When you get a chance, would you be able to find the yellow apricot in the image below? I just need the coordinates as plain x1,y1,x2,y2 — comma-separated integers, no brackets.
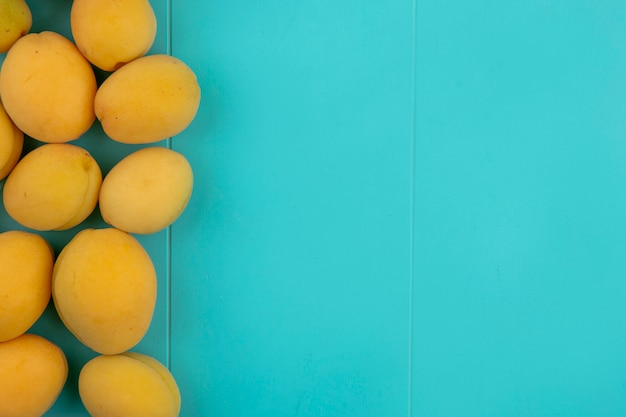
95,54,201,144
2,144,102,231
0,334,68,417
0,31,97,143
0,0,31,53
52,228,157,355
79,352,181,417
71,0,156,71
0,101,23,180
0,231,54,342
99,147,193,234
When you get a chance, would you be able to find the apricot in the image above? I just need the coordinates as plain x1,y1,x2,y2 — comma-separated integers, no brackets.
2,143,102,231
71,0,156,71
0,334,68,417
0,101,23,181
52,228,157,355
95,54,201,144
79,352,181,417
0,231,54,342
0,0,31,53
0,31,97,143
99,147,193,234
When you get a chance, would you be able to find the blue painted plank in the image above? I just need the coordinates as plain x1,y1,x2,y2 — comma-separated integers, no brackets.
413,1,626,416
171,0,414,416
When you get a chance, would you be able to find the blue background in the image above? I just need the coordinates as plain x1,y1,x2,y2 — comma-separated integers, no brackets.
2,0,626,416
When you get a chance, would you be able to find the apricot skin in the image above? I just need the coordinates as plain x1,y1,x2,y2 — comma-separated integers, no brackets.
99,147,194,234
52,228,157,355
0,0,32,53
95,54,201,144
0,31,97,143
0,334,68,417
0,231,54,342
2,143,102,231
71,0,156,71
79,352,181,417
0,101,23,181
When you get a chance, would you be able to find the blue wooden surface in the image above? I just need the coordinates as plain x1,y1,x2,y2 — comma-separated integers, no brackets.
413,1,626,416
171,1,413,416
3,0,626,416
